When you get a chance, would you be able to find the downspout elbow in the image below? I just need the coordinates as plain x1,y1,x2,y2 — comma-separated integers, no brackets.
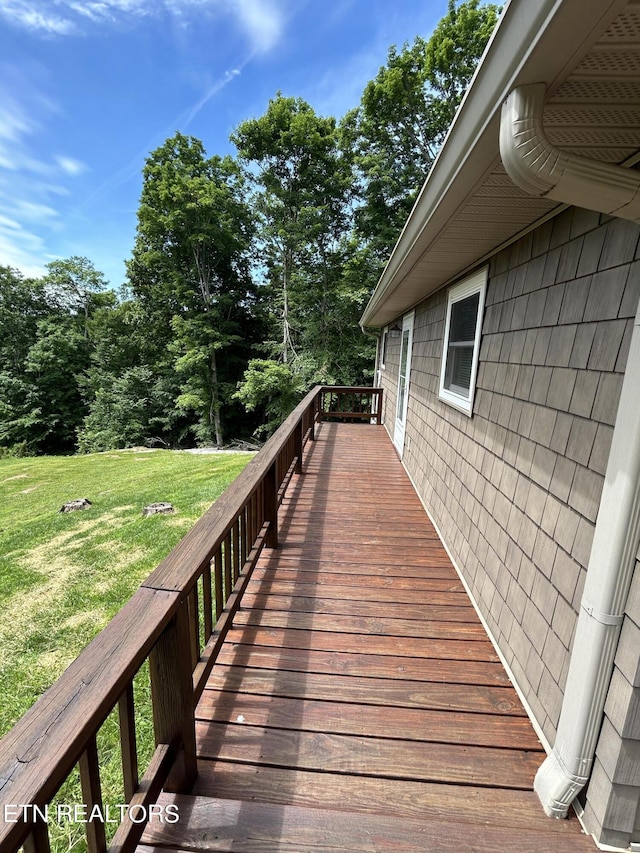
500,83,640,222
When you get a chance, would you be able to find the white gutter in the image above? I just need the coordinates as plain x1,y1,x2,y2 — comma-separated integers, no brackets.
501,83,640,819
500,83,640,223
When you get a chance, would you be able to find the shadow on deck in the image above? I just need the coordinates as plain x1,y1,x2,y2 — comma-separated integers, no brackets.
139,423,593,853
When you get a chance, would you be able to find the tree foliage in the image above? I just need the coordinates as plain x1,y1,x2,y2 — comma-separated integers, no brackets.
344,0,500,262
0,265,90,454
233,95,353,366
0,2,499,452
127,133,256,446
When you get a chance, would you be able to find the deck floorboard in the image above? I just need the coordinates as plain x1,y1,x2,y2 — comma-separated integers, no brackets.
139,423,594,852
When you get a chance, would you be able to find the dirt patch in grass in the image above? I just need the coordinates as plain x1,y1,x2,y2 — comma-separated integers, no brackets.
1,511,141,644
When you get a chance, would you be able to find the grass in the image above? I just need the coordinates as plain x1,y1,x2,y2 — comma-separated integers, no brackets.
0,448,254,852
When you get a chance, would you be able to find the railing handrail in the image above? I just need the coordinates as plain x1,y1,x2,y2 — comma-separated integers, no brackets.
143,384,323,593
0,384,382,853
0,588,177,822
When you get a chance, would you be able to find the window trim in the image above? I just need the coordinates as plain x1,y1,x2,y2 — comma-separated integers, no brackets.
438,268,487,416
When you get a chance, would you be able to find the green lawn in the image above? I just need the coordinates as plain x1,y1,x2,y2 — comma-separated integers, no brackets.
0,448,254,852
0,448,253,736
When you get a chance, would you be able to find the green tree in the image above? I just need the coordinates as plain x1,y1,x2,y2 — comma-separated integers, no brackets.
77,365,168,453
0,265,95,454
232,94,353,368
127,133,256,446
77,298,177,452
344,0,500,263
4,316,90,454
0,266,48,375
43,255,108,339
233,357,314,437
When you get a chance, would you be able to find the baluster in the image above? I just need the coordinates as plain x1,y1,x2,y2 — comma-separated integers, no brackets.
23,818,51,853
265,461,278,548
186,586,199,669
224,531,232,597
232,519,241,581
309,399,315,441
240,507,247,569
118,682,138,802
79,734,107,853
245,497,252,554
295,419,303,474
214,550,223,620
253,488,259,546
203,563,213,639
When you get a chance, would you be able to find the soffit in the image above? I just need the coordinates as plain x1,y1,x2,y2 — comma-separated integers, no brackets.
362,0,640,329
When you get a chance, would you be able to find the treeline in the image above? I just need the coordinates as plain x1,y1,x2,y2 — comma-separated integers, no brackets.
0,1,499,455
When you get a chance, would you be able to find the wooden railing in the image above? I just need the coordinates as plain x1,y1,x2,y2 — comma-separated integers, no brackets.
320,386,383,424
0,385,381,853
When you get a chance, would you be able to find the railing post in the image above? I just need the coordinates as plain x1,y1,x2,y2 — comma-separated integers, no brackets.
264,461,278,548
295,418,303,474
149,598,197,793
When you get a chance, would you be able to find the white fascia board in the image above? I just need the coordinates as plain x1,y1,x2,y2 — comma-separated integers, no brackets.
360,0,629,330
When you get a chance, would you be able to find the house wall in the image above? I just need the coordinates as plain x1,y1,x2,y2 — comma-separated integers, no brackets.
377,207,640,845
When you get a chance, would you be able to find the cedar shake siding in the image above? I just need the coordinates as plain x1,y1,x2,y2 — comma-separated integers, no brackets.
378,208,640,753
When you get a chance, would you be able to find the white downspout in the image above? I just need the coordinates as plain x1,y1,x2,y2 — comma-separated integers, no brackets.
500,83,640,818
500,83,640,223
500,83,640,222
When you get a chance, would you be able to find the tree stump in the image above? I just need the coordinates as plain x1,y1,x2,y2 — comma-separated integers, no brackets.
58,498,92,513
142,502,175,517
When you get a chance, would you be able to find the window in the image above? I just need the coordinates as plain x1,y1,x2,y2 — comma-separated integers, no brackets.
439,268,487,416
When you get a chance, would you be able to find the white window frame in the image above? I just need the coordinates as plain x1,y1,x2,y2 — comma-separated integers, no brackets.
438,268,487,416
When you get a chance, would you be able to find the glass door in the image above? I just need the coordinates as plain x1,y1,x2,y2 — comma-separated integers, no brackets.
393,313,414,456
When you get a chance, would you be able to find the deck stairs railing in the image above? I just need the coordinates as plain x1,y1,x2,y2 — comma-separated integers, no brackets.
0,385,382,853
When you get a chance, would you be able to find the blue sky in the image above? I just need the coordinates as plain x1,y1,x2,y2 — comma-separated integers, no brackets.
0,0,449,290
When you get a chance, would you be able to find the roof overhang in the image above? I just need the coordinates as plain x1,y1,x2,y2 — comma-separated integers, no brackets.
361,0,639,329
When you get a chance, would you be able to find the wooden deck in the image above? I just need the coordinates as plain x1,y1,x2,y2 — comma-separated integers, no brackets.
139,422,594,852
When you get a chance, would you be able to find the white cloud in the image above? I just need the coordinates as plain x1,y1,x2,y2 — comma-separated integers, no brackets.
13,199,59,222
0,104,35,142
233,0,283,54
0,0,286,54
0,213,21,230
0,1,76,34
0,71,88,276
0,217,48,277
56,155,89,176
